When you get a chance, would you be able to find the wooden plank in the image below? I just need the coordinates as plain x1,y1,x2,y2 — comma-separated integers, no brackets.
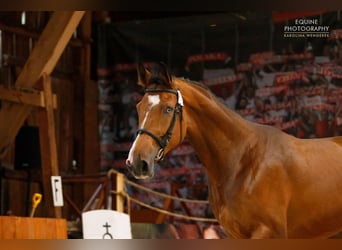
0,11,85,159
0,85,57,108
52,78,74,174
0,216,67,239
81,12,100,206
83,80,99,190
116,173,125,212
42,74,59,177
37,74,62,218
0,215,16,238
80,11,92,79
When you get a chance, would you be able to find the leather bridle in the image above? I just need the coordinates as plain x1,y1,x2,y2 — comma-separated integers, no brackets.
136,88,184,161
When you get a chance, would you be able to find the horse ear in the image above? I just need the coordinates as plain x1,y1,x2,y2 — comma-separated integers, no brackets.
137,62,151,88
158,62,175,89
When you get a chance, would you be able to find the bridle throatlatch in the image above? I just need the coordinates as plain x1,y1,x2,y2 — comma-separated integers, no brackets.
136,89,184,161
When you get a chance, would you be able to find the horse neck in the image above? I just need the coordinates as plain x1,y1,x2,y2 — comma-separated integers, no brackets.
176,79,255,180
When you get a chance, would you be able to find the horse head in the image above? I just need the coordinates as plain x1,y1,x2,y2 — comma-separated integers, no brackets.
126,62,187,179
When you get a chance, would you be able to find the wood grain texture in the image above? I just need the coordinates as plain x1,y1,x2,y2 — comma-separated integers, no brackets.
0,216,67,239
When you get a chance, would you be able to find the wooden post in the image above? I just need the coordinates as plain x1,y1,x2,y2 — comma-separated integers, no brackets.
81,11,100,215
116,173,125,213
42,74,60,175
156,198,172,224
0,75,61,218
0,216,67,239
37,74,61,218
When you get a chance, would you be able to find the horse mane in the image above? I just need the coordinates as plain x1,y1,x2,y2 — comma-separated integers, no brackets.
177,77,234,111
177,77,219,99
179,77,210,91
177,76,251,128
147,63,213,95
148,65,227,109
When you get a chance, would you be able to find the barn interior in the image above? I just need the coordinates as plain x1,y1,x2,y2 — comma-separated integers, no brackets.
0,11,341,239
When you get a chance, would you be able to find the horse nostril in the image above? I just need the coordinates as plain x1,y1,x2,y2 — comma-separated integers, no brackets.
126,159,131,167
141,160,149,175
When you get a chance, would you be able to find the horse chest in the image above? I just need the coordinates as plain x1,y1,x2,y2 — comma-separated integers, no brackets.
208,182,257,238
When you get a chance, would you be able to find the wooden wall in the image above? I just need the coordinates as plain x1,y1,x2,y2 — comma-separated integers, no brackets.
0,11,99,220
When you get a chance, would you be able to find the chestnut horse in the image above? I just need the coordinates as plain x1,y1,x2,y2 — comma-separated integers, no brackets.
126,63,342,238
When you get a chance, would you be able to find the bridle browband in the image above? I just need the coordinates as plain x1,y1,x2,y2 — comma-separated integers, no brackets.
136,88,183,161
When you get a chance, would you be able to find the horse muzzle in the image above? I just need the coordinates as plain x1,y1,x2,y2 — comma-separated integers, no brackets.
125,157,155,180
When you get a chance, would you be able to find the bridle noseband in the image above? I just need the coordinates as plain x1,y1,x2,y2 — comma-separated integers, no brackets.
136,88,184,161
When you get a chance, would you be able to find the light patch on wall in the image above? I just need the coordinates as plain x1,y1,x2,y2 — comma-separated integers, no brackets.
21,11,26,26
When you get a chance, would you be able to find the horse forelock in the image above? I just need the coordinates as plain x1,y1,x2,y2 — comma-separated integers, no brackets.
144,65,173,88
147,76,170,88
143,72,215,106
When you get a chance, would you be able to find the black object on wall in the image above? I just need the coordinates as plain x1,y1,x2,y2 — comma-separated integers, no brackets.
14,126,41,170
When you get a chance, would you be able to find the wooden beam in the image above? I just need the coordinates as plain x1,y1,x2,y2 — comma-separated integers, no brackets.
0,85,57,108
0,11,85,159
42,74,59,177
0,23,86,47
81,12,100,207
156,197,172,224
115,173,125,213
37,74,62,218
80,11,92,79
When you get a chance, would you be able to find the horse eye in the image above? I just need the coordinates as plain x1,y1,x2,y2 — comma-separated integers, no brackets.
165,106,173,114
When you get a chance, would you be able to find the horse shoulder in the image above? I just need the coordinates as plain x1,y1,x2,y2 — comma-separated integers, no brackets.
220,126,293,237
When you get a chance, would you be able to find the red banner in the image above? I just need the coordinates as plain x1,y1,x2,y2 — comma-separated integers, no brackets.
186,52,230,67
250,52,314,66
237,63,253,72
276,119,300,131
203,73,243,86
256,85,289,97
254,116,284,125
274,71,306,84
249,51,274,66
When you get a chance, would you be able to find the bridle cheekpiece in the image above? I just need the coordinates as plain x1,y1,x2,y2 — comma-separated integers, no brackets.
136,88,184,161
